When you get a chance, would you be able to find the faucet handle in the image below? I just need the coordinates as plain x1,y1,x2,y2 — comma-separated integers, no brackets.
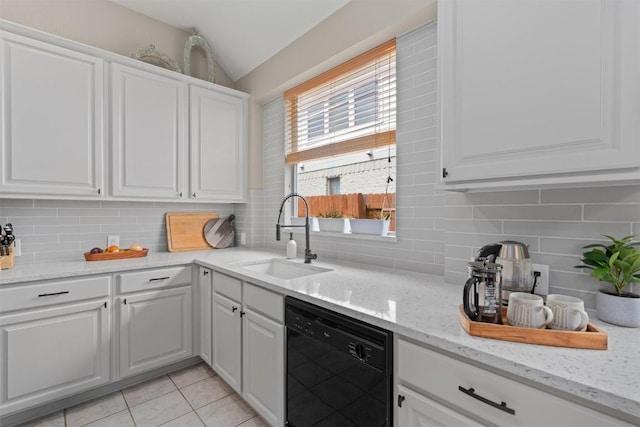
276,224,281,241
305,250,317,263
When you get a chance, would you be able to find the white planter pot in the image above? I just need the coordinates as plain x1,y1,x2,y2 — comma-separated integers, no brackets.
596,290,640,328
349,219,390,236
317,218,350,233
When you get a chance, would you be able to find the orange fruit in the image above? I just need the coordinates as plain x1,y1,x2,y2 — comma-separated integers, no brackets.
105,245,120,253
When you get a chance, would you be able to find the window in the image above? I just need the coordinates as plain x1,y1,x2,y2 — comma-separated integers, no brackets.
327,177,340,195
284,40,396,232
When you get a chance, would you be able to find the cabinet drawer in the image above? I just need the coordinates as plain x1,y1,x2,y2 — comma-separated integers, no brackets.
243,283,283,322
212,271,241,301
397,338,633,427
0,276,110,313
117,266,191,294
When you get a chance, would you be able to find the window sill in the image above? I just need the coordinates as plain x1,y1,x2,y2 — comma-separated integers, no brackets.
289,228,397,242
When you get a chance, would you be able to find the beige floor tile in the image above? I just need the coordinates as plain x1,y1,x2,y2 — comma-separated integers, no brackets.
130,390,192,427
65,392,127,427
15,411,65,427
83,409,135,427
181,376,234,409
123,375,177,407
196,394,256,427
237,415,270,427
159,411,206,427
169,363,214,388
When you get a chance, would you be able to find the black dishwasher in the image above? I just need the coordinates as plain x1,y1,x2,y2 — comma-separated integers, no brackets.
285,296,393,427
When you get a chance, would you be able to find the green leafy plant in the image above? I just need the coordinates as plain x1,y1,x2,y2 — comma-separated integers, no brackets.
379,211,390,220
575,234,640,297
317,210,343,218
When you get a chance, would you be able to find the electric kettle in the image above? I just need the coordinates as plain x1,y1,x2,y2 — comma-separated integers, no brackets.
463,261,503,324
476,241,532,303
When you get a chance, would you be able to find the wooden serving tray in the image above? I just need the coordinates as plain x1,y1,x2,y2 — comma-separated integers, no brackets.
84,249,148,261
458,305,607,350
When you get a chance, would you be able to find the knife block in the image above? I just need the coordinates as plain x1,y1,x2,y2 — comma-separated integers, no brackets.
0,245,14,270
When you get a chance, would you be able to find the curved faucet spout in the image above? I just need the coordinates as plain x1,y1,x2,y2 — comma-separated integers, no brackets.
276,193,317,263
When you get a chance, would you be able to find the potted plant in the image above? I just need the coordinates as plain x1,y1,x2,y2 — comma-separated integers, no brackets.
349,211,390,236
575,234,640,327
316,210,350,233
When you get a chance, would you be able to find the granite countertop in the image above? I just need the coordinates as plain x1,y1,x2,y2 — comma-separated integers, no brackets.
1,247,638,422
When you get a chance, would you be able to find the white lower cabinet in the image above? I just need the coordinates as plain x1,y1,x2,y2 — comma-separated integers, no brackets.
212,291,242,391
0,277,111,416
396,337,635,427
211,271,284,426
242,307,284,426
117,267,193,378
397,385,480,427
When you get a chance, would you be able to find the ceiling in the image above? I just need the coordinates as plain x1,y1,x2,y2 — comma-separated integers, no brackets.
111,0,350,82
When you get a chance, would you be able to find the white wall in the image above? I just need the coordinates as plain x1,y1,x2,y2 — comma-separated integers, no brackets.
0,0,234,88
258,22,444,275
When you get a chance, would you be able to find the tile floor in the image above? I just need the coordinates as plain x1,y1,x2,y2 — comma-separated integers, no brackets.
16,363,269,427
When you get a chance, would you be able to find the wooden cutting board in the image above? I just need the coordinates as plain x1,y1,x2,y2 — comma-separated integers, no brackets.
166,212,219,252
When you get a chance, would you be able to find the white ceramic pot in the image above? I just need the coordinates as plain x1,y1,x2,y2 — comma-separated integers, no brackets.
596,290,640,328
349,219,390,236
317,218,350,233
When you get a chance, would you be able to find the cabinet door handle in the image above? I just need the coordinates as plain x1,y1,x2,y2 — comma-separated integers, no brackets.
179,192,183,197
203,270,209,276
97,188,102,195
123,299,127,305
192,193,197,198
240,310,245,317
149,276,170,282
232,306,238,312
397,394,405,408
38,291,69,297
458,386,515,415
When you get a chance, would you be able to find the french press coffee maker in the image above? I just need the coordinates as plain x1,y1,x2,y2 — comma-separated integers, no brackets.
463,261,503,324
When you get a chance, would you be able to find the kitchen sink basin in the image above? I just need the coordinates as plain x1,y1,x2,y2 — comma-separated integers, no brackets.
238,258,331,280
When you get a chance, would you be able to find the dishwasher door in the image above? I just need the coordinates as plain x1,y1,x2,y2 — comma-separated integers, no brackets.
285,297,392,427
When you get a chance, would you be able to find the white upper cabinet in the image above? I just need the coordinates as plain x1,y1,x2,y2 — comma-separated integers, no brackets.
189,85,248,202
110,63,187,199
0,20,248,202
0,31,104,197
438,0,640,189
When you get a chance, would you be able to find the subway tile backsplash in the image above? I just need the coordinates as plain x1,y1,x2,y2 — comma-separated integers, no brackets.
0,199,232,265
444,185,640,308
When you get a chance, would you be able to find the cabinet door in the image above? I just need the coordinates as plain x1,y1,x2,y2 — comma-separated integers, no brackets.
212,292,242,392
439,0,640,185
119,286,192,378
242,308,284,426
397,385,481,427
111,63,187,199
199,267,213,367
189,86,247,202
0,32,104,197
0,300,110,416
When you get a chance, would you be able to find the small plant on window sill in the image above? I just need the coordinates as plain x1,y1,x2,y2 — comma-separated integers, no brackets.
317,210,343,218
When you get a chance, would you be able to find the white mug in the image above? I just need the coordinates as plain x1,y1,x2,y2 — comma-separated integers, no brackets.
507,292,554,329
546,294,589,331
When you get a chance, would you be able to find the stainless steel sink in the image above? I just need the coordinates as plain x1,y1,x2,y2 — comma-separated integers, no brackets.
238,258,331,280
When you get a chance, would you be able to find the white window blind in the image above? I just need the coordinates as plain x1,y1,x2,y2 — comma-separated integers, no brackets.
285,40,396,164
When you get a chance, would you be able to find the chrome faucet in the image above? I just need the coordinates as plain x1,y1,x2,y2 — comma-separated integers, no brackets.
276,193,317,264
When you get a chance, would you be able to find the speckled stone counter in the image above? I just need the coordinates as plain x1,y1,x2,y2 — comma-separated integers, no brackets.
1,247,639,422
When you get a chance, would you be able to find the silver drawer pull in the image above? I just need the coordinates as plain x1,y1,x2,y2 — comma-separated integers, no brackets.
149,276,170,282
38,291,69,297
458,386,515,415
